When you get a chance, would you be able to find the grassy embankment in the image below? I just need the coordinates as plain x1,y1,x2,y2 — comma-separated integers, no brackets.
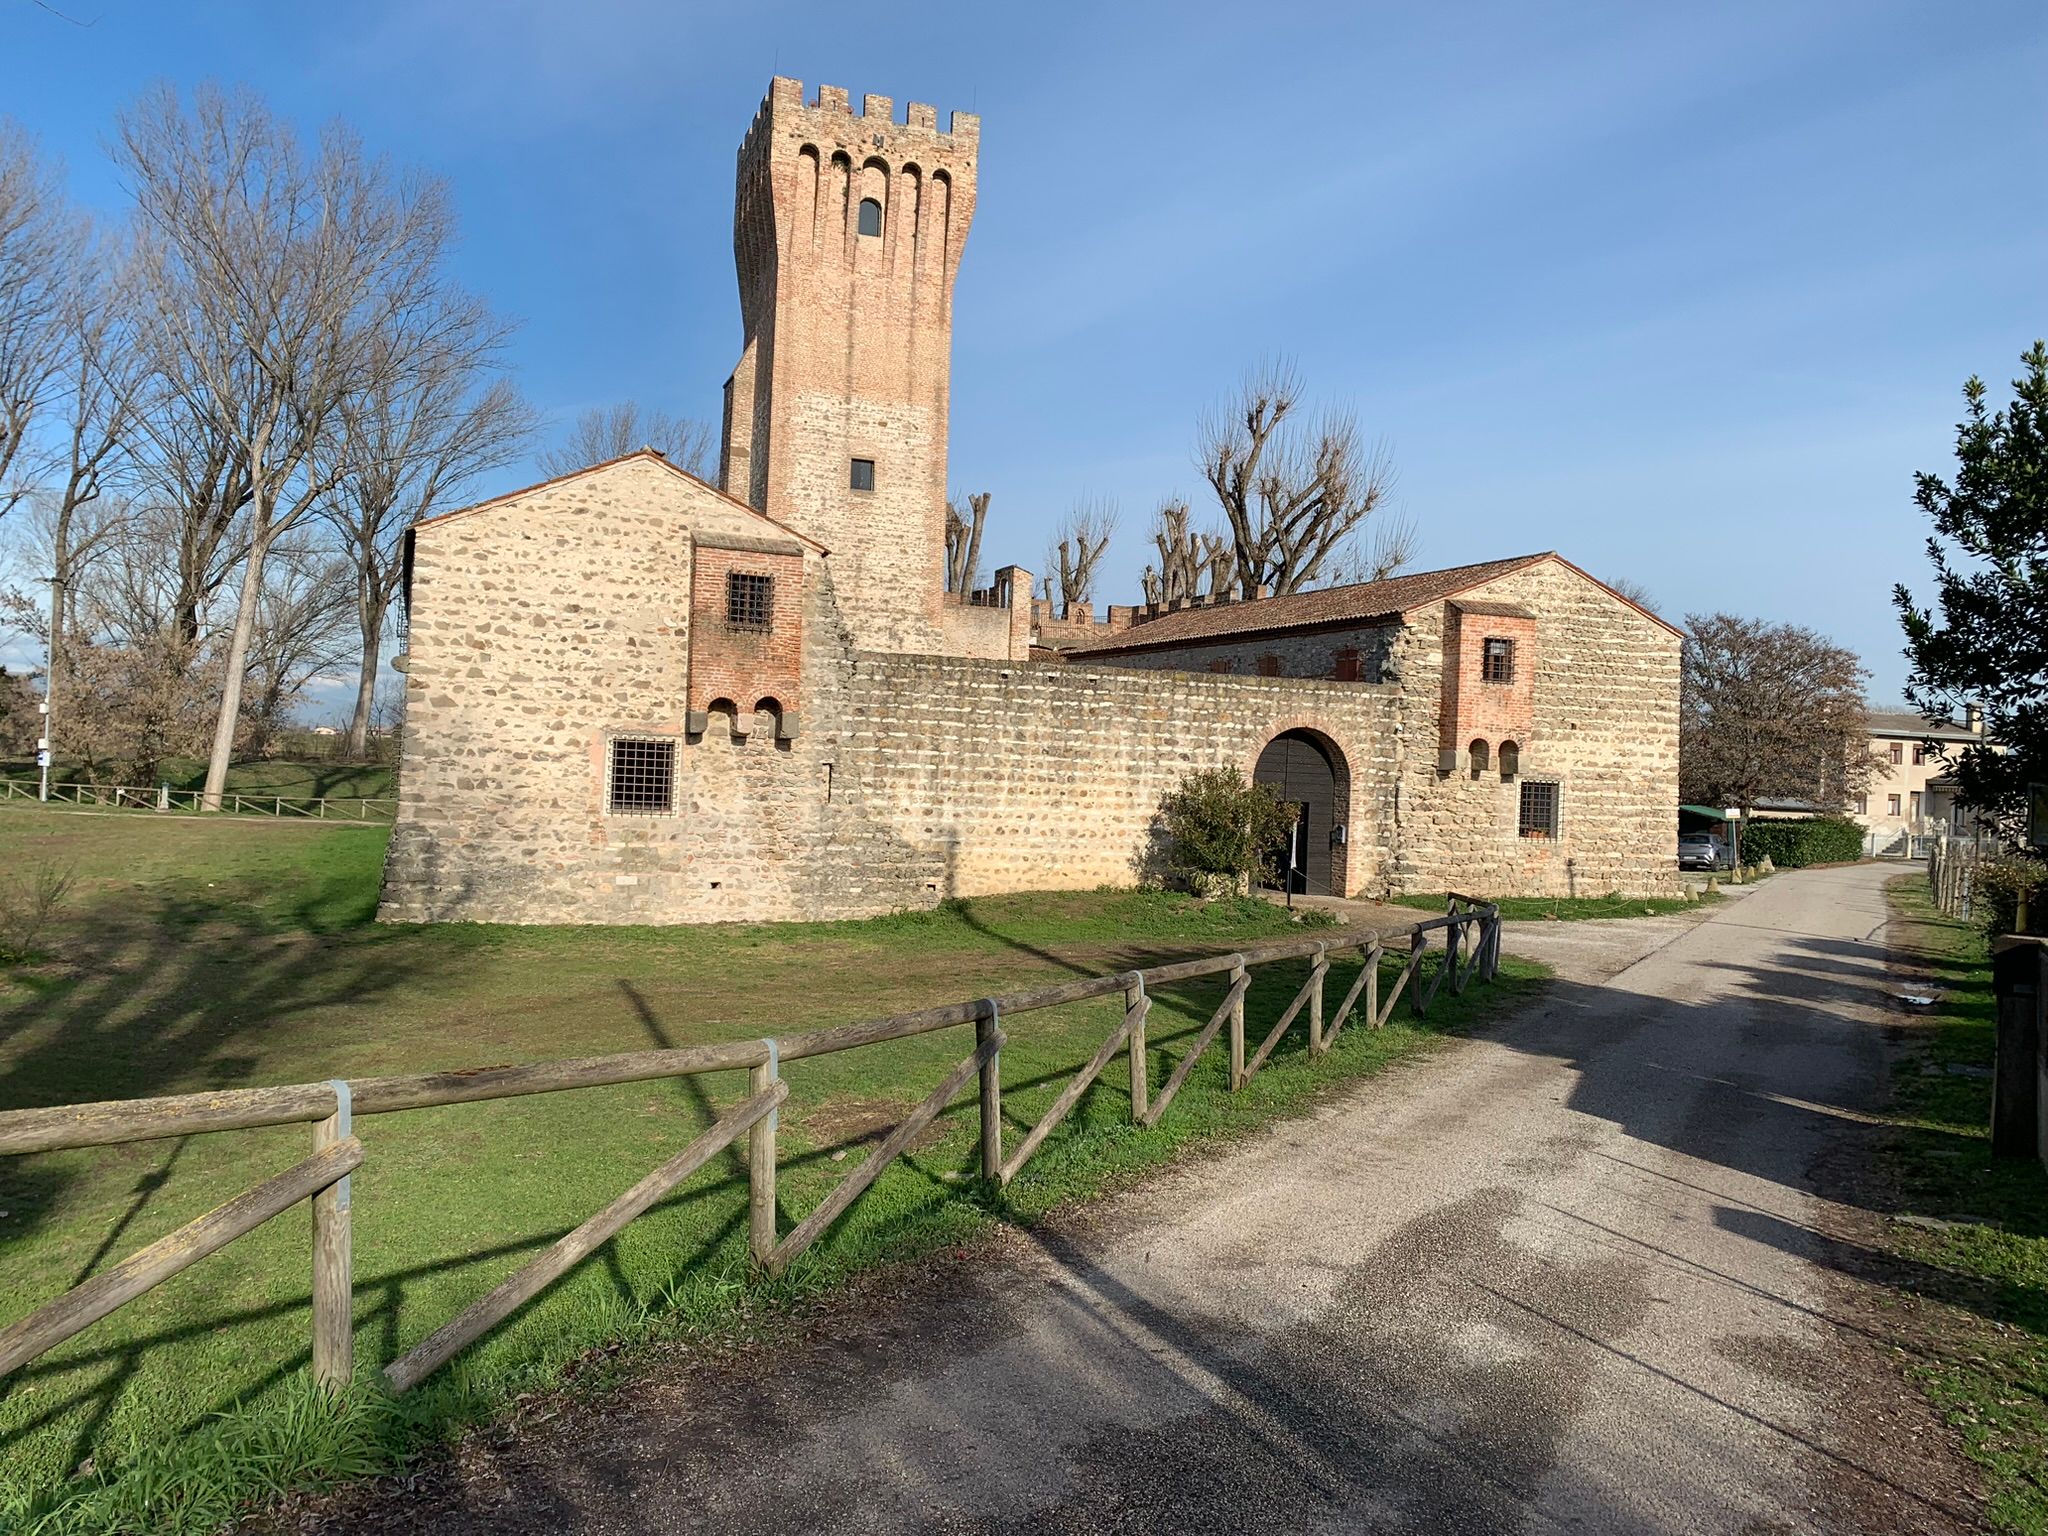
1882,876,2048,1534
0,806,1545,1533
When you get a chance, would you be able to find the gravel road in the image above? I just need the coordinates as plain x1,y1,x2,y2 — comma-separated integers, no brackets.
312,863,1977,1535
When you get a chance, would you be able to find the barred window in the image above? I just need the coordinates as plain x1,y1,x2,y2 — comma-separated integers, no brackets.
850,457,876,492
1518,780,1559,839
726,571,772,633
1482,636,1515,683
607,737,675,815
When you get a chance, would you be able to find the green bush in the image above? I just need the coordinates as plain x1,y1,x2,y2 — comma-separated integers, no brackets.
1736,816,1864,868
1159,768,1297,891
1973,852,2048,937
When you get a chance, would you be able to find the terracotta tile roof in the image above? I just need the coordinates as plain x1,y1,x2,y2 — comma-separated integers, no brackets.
410,449,829,554
1065,553,1555,655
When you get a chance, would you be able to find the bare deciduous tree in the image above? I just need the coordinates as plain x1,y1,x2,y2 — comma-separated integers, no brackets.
321,310,531,757
240,538,355,757
41,230,147,770
537,401,714,479
0,119,79,521
116,84,474,809
1603,575,1660,614
1044,497,1116,618
1198,359,1402,598
944,490,990,594
1679,613,1876,826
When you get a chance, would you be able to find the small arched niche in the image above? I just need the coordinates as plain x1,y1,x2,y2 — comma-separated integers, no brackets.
1498,739,1520,781
1468,738,1490,780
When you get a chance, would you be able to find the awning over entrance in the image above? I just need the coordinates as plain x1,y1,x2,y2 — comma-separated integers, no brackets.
1679,804,1735,822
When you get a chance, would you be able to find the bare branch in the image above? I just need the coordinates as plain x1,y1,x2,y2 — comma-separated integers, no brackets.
537,400,714,479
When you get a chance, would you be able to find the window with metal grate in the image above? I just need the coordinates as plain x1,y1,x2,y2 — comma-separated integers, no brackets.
607,737,676,815
1518,779,1559,839
725,572,772,633
1482,636,1515,683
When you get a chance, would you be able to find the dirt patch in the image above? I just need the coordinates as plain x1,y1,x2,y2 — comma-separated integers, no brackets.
800,1096,946,1154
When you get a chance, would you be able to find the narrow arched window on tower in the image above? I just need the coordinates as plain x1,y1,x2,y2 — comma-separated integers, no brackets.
857,197,883,237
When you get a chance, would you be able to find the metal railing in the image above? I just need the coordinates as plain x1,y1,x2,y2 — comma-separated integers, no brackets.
0,900,1501,1400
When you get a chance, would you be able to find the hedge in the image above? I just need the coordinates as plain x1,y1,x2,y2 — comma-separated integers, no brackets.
1736,816,1864,868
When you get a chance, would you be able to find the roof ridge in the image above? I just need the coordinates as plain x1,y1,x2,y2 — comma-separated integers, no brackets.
410,449,830,553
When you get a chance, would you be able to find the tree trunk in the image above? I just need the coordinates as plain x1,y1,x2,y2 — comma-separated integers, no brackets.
200,512,273,811
346,606,381,760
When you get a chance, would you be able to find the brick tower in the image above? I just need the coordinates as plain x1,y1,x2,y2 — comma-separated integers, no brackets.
720,78,979,654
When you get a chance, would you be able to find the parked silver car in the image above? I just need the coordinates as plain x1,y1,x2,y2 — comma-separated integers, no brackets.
1678,831,1732,870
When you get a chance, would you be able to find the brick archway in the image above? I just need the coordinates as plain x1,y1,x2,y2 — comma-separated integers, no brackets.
1249,725,1354,898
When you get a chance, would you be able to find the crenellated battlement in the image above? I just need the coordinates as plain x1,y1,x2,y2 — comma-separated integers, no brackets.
741,76,979,159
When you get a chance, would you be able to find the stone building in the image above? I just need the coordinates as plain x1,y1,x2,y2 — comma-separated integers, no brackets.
379,78,1682,926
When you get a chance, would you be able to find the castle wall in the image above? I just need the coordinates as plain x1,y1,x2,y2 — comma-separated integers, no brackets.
839,657,1403,899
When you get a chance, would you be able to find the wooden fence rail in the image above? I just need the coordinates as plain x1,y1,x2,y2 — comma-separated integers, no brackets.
0,901,1501,1399
0,779,396,822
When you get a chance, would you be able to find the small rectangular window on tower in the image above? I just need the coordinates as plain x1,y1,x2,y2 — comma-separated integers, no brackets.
726,571,772,633
850,457,876,493
1518,780,1560,839
1481,637,1515,683
607,737,676,816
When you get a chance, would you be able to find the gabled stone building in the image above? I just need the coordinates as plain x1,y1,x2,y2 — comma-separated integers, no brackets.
379,79,1682,926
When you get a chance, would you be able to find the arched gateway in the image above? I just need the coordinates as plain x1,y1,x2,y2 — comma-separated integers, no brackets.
1252,729,1349,896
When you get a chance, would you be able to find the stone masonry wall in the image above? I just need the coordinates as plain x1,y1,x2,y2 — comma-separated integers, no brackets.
839,656,1404,898
1384,559,1681,898
381,457,948,926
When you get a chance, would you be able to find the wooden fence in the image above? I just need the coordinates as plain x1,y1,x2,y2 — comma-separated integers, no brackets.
0,899,1500,1400
0,779,396,821
1928,835,1984,921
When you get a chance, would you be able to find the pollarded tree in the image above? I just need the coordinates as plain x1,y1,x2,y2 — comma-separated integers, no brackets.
1044,497,1116,618
1198,359,1403,598
944,490,989,594
1895,342,2048,837
1680,613,1875,826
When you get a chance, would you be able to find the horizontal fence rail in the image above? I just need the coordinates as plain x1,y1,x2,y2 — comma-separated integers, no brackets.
0,899,1501,1399
0,779,396,821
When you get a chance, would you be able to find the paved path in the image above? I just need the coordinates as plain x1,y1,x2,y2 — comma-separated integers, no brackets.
326,865,1973,1534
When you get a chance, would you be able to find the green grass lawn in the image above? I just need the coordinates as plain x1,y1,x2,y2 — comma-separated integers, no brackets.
1389,889,1710,921
1882,876,2048,1534
0,758,396,802
0,808,1546,1533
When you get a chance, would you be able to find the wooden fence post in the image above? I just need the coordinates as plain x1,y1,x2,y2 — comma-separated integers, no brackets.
748,1041,779,1265
310,1080,353,1388
1125,975,1148,1123
976,1002,1002,1180
1227,957,1247,1090
1307,945,1328,1058
1991,939,2044,1161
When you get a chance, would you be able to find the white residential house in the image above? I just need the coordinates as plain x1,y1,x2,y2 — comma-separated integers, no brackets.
1854,707,1987,851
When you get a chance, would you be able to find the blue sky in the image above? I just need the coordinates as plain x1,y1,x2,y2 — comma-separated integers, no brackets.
6,0,2044,705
